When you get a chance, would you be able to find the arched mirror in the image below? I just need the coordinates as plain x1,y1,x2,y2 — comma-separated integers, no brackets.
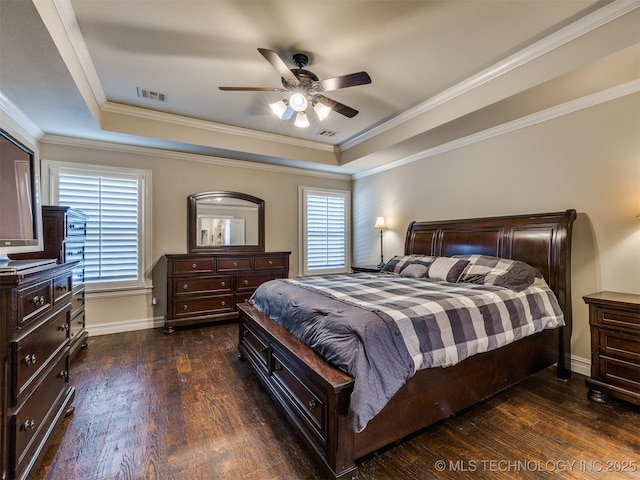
188,191,265,253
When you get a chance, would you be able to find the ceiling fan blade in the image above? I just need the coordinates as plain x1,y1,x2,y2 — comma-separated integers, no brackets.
317,96,359,118
320,72,371,92
258,48,300,86
219,86,287,92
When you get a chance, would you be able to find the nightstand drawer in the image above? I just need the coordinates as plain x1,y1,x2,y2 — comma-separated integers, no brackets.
600,330,640,363
598,355,640,390
596,309,640,334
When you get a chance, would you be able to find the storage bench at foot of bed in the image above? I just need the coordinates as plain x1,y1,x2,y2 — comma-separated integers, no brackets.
238,303,357,479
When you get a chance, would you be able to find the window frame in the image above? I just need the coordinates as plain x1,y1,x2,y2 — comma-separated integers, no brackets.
298,186,351,276
41,160,152,293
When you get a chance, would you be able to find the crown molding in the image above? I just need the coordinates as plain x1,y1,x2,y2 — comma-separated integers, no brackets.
353,79,640,180
52,0,106,105
0,92,44,143
341,0,640,151
101,102,335,153
39,134,351,180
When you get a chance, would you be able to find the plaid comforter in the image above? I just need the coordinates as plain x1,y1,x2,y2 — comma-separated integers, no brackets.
250,273,564,432
285,274,564,373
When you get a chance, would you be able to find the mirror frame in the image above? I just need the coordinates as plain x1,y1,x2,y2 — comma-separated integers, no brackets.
187,191,265,253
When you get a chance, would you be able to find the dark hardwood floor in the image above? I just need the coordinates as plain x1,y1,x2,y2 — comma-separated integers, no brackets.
34,323,640,480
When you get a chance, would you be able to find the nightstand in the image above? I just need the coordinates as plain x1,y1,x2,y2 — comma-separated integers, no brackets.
351,265,381,273
583,291,640,406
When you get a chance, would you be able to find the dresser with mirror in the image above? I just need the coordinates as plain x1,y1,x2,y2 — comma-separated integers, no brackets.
163,192,290,333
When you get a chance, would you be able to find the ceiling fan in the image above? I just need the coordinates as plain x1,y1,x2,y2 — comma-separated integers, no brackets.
219,48,371,126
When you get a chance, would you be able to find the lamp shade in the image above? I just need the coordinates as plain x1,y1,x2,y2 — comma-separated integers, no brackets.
314,102,331,120
294,111,310,128
373,217,387,230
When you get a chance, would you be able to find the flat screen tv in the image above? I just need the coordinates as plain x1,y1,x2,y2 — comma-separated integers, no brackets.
0,128,51,272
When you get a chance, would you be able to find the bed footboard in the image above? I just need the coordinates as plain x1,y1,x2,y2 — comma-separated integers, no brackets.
238,303,358,479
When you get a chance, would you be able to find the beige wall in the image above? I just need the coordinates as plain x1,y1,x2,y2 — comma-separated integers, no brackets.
38,141,351,334
352,93,640,374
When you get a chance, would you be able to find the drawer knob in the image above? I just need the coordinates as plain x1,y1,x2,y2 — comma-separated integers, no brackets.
59,324,69,331
308,399,318,410
57,284,68,291
260,346,268,354
275,363,283,371
233,261,238,267
192,263,197,269
183,305,188,310
269,260,273,265
182,284,188,290
59,370,69,380
221,281,225,287
32,295,45,306
221,301,226,306
24,354,37,365
23,420,36,430
244,280,249,285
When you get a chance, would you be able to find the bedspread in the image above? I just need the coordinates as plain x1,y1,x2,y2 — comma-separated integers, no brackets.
249,273,564,432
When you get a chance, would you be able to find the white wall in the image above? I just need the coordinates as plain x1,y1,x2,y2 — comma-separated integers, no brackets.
352,93,640,375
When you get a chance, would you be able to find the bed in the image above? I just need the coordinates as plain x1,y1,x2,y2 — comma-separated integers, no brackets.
237,209,576,479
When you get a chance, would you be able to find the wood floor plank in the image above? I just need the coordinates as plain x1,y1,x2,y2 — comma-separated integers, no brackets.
34,323,640,479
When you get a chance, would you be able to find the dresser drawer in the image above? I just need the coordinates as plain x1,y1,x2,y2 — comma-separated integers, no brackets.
53,274,72,305
217,257,253,272
173,295,234,318
255,256,287,270
237,274,279,291
12,307,70,404
69,309,85,343
595,308,640,334
173,258,214,274
12,353,69,473
17,280,52,328
64,242,85,262
66,217,87,237
70,289,84,318
236,291,255,305
173,276,233,296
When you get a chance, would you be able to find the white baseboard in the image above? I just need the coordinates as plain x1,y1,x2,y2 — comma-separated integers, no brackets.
569,355,591,377
86,315,165,337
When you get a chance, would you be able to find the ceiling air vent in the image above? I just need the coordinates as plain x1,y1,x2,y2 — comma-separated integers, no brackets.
316,129,337,137
136,87,168,102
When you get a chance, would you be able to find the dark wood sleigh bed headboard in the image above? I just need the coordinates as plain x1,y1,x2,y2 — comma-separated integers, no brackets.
404,209,577,376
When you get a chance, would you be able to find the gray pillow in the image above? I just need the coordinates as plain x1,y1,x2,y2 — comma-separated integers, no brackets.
399,263,429,278
454,254,541,291
427,257,469,283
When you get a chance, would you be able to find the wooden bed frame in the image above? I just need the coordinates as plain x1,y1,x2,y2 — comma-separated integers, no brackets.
237,209,576,479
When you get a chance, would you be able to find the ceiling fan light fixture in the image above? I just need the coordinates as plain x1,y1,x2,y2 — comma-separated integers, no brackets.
289,92,308,112
294,111,310,128
269,99,288,119
313,102,331,121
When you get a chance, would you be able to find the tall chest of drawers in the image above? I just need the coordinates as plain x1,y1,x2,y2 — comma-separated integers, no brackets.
10,206,88,360
0,262,76,480
164,252,290,333
584,291,640,406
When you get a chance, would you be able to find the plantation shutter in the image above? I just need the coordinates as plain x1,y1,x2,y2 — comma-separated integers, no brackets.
58,171,140,283
301,188,350,275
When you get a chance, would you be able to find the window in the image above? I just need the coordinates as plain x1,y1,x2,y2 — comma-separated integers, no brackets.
299,187,350,276
43,161,151,291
